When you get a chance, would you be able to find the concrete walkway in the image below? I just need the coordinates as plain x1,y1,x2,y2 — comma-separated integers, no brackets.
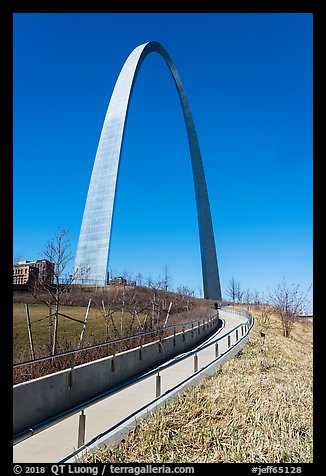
13,309,248,463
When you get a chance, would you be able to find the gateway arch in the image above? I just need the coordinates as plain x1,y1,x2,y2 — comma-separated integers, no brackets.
74,41,222,300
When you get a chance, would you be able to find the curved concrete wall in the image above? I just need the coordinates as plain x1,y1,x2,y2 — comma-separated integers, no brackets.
13,316,220,436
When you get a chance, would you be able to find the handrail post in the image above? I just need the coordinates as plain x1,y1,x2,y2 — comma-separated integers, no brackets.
111,342,116,371
194,353,198,373
139,340,142,360
156,373,161,398
77,410,86,448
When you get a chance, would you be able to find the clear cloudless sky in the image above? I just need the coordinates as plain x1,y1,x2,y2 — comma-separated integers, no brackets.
13,13,313,308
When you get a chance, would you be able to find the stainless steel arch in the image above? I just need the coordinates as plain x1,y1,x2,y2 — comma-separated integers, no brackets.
74,41,221,300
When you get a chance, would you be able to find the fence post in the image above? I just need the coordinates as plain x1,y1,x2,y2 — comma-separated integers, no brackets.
25,304,35,361
77,410,86,448
78,299,92,349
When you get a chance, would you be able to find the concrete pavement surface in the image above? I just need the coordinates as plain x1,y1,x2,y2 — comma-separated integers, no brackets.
13,309,248,463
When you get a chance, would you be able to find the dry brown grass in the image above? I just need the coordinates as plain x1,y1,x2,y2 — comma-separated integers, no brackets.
85,310,313,463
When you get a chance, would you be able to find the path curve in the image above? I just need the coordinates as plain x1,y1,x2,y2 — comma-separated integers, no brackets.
13,309,250,463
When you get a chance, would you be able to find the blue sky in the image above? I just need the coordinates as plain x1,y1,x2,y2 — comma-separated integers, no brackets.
13,13,313,307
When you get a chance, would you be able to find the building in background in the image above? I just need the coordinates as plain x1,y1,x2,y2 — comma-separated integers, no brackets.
13,259,54,287
108,276,127,286
13,262,39,286
31,259,54,284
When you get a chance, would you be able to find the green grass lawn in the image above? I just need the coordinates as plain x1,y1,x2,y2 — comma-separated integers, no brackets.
13,303,135,360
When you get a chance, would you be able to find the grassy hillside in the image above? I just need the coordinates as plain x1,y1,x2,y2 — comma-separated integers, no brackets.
13,303,122,359
13,286,214,361
85,309,313,463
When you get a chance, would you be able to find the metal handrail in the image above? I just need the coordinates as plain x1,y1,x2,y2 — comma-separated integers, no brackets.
13,313,217,368
221,305,251,315
148,314,254,375
61,315,254,463
13,312,254,446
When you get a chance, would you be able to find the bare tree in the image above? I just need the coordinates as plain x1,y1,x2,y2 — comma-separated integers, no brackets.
32,227,90,354
244,287,250,303
252,289,261,308
146,274,154,288
125,291,151,334
269,279,311,338
176,285,194,297
236,282,244,303
135,272,144,287
46,228,73,354
95,289,121,339
162,265,172,310
121,268,132,285
225,277,239,303
148,277,162,328
258,301,274,334
162,265,172,292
